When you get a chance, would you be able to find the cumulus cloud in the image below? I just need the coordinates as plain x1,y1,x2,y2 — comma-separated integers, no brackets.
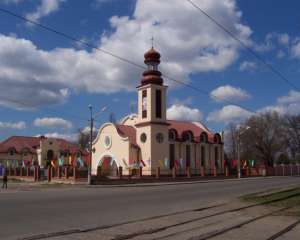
291,39,300,59
277,33,290,46
34,117,73,129
259,91,300,116
239,61,257,72
210,85,250,102
0,121,26,130
25,0,65,23
207,105,252,124
0,0,252,110
167,104,203,122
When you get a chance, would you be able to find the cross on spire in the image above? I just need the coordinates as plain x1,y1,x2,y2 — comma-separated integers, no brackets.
150,36,154,48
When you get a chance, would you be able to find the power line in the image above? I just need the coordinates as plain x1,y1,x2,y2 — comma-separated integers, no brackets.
0,7,255,114
186,0,300,92
2,97,88,124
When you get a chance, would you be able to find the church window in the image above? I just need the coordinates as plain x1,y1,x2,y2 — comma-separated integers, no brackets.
140,133,147,143
156,132,164,143
156,89,162,118
169,130,177,141
142,90,147,118
200,132,208,143
104,136,112,149
183,131,193,142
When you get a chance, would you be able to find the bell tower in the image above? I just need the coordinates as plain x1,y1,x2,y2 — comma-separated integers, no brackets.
135,47,169,175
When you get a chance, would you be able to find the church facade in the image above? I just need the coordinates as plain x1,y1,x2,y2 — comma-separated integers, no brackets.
92,48,224,176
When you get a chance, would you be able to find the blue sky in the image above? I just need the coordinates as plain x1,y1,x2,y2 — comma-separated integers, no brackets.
0,0,300,141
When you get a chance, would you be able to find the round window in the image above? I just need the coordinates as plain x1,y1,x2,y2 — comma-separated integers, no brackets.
156,133,164,143
140,133,147,143
104,136,111,148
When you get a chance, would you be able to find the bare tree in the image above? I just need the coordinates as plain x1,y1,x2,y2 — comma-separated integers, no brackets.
241,112,286,166
77,127,98,150
224,123,238,160
284,115,300,161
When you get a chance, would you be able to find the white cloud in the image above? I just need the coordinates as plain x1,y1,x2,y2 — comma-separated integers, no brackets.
0,0,252,110
81,126,98,134
276,49,286,58
207,105,252,124
210,85,250,102
259,91,300,116
0,121,26,130
34,117,73,129
167,104,203,122
291,39,300,59
42,132,77,142
25,0,65,23
278,90,300,104
277,33,290,46
239,61,257,71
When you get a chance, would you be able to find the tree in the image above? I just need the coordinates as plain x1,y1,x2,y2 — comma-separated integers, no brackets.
284,115,300,160
77,127,98,150
224,123,238,160
241,112,286,166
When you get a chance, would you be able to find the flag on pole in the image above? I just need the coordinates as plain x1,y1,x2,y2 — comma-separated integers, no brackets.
164,158,169,168
140,159,146,167
179,158,184,168
175,159,180,168
158,160,164,168
122,158,128,167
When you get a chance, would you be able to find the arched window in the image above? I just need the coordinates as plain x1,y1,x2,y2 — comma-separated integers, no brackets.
8,148,16,156
214,134,222,144
22,148,30,157
168,129,177,141
200,132,208,143
182,131,193,142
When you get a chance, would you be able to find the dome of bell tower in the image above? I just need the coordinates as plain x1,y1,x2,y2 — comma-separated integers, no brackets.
141,47,163,86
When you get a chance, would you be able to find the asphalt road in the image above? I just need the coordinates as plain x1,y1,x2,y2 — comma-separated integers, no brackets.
0,177,299,240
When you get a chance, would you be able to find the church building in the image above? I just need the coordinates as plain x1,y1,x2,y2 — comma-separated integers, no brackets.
92,48,224,176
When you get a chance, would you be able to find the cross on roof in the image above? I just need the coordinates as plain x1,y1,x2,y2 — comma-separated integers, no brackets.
150,36,154,48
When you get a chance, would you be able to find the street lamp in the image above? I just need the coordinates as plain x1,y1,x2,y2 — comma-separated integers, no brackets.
236,126,250,179
87,104,107,185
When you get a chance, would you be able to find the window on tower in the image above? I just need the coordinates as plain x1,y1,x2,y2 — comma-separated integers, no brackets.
156,89,162,118
142,90,147,118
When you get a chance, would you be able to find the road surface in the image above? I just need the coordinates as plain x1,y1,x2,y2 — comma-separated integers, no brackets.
0,176,299,240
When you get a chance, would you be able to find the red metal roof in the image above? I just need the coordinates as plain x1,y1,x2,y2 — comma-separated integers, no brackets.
0,136,86,154
116,124,138,147
167,120,215,143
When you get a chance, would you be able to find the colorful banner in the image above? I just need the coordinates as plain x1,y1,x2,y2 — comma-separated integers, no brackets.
164,158,169,168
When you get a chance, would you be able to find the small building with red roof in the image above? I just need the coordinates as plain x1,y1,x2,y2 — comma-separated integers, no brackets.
92,48,224,176
0,135,88,168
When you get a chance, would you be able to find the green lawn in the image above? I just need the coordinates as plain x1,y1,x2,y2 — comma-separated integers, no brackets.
241,186,300,216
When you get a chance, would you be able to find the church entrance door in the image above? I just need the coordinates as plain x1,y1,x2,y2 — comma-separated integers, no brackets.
100,156,118,177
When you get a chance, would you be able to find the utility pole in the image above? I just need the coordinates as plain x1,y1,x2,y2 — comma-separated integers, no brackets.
88,104,93,185
236,126,250,179
87,105,107,185
237,131,241,179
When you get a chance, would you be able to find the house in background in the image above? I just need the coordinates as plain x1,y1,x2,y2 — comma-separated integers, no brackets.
92,47,224,176
0,136,88,168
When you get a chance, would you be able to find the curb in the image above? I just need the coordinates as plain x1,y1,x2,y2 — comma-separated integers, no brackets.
88,176,298,188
